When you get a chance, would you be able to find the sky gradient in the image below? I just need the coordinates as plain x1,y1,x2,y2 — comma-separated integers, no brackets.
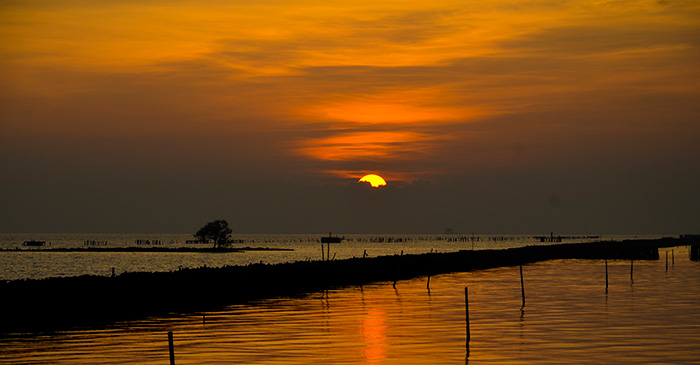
1,0,699,234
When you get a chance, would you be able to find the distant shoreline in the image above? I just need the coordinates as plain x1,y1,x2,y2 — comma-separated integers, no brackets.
0,246,293,253
1,236,697,335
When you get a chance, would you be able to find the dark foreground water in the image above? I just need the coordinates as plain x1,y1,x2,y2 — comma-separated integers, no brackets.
1,246,698,364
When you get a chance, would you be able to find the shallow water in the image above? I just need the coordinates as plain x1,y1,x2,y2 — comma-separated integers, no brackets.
1,247,697,364
0,233,635,280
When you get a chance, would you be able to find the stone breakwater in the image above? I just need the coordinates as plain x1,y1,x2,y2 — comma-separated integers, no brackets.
0,237,692,334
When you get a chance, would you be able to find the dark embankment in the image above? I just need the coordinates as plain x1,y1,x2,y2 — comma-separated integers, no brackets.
0,237,694,334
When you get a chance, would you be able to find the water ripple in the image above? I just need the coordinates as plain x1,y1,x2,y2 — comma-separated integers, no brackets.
1,247,698,364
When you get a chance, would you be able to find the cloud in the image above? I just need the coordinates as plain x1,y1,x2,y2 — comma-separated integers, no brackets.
2,0,700,233
294,131,434,162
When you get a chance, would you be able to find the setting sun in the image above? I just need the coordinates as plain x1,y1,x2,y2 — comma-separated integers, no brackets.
359,174,387,188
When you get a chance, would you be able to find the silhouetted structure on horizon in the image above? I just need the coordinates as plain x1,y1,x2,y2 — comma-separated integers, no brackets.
321,232,343,244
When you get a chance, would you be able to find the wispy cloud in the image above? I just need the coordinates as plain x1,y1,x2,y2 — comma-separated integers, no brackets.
2,0,699,183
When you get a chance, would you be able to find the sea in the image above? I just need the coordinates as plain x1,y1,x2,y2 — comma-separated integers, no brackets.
0,233,631,281
1,234,698,364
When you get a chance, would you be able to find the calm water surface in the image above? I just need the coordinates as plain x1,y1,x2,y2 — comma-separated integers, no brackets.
1,247,697,364
0,233,637,280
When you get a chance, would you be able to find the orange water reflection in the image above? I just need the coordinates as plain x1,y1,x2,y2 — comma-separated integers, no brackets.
361,308,387,363
2,248,700,364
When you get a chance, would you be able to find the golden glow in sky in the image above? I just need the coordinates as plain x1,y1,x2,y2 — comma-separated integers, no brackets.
1,0,699,183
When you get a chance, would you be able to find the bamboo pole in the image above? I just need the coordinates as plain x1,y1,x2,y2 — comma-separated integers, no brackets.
605,260,608,293
393,250,403,289
465,287,470,346
630,259,634,283
427,248,433,290
520,265,525,308
168,331,175,365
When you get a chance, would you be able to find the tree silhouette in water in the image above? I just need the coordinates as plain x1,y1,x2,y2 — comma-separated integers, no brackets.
194,220,233,248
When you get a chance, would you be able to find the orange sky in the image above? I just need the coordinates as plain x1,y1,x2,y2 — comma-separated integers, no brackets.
1,0,699,233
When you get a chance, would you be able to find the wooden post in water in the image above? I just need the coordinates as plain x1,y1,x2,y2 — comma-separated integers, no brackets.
321,244,324,261
427,248,433,290
692,244,700,261
630,259,634,283
605,260,609,292
393,250,403,289
666,251,668,272
327,242,330,261
519,265,525,308
465,287,470,346
168,331,175,365
672,249,674,265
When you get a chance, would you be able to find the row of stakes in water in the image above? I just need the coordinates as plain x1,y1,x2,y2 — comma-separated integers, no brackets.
135,239,163,245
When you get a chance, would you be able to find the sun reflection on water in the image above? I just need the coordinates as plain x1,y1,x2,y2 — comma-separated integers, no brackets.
1,248,699,364
361,308,387,363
